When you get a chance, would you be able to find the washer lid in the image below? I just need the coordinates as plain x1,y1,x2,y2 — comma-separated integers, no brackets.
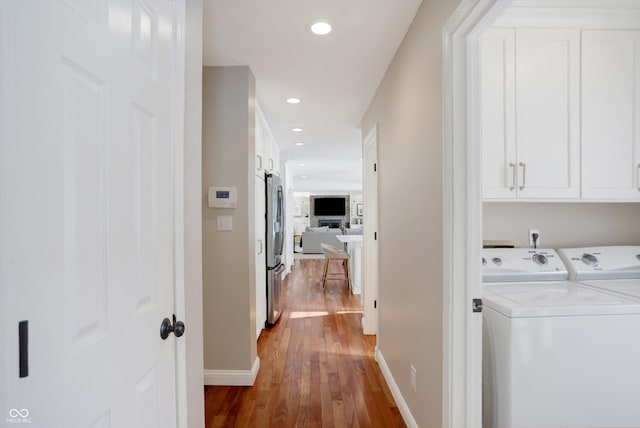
558,246,640,280
482,248,567,283
483,281,640,318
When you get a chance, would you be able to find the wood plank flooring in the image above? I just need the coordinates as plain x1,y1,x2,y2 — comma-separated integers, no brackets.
204,258,406,427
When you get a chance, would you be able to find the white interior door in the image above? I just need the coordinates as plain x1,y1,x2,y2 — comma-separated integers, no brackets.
1,1,183,426
362,125,379,336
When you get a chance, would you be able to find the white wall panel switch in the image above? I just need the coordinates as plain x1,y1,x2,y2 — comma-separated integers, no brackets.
216,215,233,231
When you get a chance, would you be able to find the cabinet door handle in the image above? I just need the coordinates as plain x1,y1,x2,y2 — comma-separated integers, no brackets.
268,158,274,171
519,162,526,191
256,155,262,171
257,239,263,255
509,162,517,191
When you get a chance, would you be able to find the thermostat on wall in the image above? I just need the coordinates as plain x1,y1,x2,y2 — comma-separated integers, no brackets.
208,186,237,208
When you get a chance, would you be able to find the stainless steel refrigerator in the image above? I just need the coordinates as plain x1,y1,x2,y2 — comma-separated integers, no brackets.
265,172,284,326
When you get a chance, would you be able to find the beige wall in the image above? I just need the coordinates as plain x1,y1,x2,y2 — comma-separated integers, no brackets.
484,203,640,248
361,1,462,426
202,66,257,372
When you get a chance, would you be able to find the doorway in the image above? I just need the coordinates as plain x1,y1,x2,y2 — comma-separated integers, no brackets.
442,0,511,426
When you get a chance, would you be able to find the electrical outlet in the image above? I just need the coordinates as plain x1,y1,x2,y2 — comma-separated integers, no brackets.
529,229,540,248
410,365,417,392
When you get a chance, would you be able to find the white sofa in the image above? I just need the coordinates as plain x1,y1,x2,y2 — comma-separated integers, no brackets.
301,227,343,254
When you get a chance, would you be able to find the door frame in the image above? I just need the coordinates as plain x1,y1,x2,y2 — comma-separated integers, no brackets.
442,0,512,426
181,0,205,426
173,0,190,426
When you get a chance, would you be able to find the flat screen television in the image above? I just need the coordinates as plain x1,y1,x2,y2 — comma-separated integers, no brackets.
314,197,346,216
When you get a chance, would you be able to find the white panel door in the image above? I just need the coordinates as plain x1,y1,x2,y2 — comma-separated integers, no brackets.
582,30,640,200
0,1,183,427
515,29,581,199
481,29,517,199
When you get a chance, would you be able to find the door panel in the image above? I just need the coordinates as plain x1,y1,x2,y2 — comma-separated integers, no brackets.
1,1,181,427
62,59,109,357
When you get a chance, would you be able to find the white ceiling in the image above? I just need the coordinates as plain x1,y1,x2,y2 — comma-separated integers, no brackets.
203,0,422,193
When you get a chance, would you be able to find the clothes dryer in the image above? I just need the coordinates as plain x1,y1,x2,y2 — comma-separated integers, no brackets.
482,248,640,428
558,245,640,290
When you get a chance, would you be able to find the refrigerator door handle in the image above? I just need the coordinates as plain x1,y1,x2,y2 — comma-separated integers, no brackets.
276,186,284,224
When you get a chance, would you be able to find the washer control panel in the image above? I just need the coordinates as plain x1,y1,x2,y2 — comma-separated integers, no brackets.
482,248,567,283
558,246,640,280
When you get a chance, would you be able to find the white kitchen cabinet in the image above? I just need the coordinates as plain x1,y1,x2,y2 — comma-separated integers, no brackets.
263,126,280,176
255,105,280,177
255,175,266,336
582,30,640,200
267,137,280,176
255,112,265,178
255,107,268,178
481,28,581,200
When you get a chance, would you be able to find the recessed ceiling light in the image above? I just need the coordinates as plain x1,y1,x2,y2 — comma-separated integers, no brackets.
299,163,305,167
310,20,332,36
286,97,301,104
293,142,304,147
292,127,303,132
301,176,307,179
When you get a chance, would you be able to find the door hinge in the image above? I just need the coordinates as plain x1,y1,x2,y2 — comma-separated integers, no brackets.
472,298,483,313
374,163,377,172
374,232,377,240
374,300,377,309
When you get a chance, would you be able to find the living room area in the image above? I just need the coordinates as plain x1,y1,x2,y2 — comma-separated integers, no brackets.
292,192,363,256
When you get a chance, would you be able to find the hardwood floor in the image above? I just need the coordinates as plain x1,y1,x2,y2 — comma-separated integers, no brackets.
204,258,406,427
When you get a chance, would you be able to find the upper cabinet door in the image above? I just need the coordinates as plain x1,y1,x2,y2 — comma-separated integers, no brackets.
582,30,640,200
481,29,517,199
515,29,581,199
255,111,265,177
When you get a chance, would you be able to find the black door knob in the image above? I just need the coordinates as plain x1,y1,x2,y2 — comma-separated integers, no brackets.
173,320,185,338
160,314,186,340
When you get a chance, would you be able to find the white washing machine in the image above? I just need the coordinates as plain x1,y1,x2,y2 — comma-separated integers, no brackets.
482,248,640,428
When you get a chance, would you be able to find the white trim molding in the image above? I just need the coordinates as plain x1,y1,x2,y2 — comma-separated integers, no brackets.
442,0,511,427
375,347,418,428
203,357,261,386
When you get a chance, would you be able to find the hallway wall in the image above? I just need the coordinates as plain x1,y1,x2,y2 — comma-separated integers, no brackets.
361,0,463,426
202,66,258,374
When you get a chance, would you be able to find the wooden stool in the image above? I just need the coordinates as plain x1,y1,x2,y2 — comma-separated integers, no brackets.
320,243,351,290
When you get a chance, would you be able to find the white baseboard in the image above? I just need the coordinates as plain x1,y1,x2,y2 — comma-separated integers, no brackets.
375,347,418,428
203,357,260,386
